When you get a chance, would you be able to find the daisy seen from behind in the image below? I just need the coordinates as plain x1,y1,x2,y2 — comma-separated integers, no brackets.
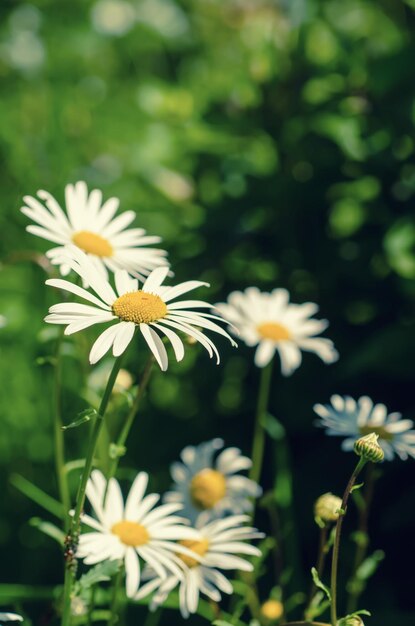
44,247,237,369
21,180,168,281
165,439,261,525
0,615,23,624
135,515,264,618
77,470,203,598
314,395,415,461
216,287,338,375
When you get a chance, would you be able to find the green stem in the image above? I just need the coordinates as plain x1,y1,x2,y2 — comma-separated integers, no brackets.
330,458,367,626
106,356,154,484
61,355,124,626
249,360,273,485
346,464,377,613
53,331,71,528
108,565,124,626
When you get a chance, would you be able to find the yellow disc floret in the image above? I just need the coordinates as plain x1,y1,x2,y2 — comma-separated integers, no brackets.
257,322,291,342
112,291,168,324
260,599,284,621
72,230,113,257
111,520,150,546
359,424,393,441
190,469,227,510
178,538,210,568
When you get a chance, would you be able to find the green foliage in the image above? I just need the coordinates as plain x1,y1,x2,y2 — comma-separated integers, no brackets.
0,0,414,622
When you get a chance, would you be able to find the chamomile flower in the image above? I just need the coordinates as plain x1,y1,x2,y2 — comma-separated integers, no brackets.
77,470,202,598
135,515,263,618
165,439,261,524
216,287,338,375
314,395,415,461
0,615,23,624
44,247,236,369
21,181,168,281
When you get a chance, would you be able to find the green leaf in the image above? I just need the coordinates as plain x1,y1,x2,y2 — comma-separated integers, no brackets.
10,474,64,520
311,567,331,601
355,550,385,581
76,561,121,592
62,408,99,430
29,517,65,545
213,621,234,626
350,482,364,493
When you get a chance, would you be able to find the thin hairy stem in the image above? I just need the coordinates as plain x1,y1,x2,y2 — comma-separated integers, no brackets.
53,331,71,527
306,525,329,614
330,458,367,626
61,355,124,626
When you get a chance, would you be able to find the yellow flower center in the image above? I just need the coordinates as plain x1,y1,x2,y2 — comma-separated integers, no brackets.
190,469,227,510
178,538,210,568
111,520,150,547
359,424,393,441
112,291,168,324
72,230,113,257
257,322,291,342
261,599,284,621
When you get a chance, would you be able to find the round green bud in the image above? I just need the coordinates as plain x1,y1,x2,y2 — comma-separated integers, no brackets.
314,492,342,523
354,432,384,463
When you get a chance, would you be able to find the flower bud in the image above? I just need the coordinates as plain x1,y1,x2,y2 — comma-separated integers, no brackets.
339,616,365,626
314,492,342,524
354,433,384,463
260,599,284,621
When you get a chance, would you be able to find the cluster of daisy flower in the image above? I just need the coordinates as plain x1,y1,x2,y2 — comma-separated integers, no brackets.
13,180,414,624
76,440,262,617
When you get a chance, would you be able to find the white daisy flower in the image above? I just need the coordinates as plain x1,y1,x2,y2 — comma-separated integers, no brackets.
44,247,237,369
135,515,264,618
216,287,338,375
21,180,168,281
314,395,415,461
77,470,203,598
0,615,23,624
165,439,261,525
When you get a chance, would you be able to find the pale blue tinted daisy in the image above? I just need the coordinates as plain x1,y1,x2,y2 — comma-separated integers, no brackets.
314,395,415,461
216,287,338,375
21,180,168,281
165,439,261,525
134,515,264,619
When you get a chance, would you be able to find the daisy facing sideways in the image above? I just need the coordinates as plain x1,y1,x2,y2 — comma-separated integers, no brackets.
77,470,203,598
21,180,168,280
44,247,237,369
314,395,415,461
165,439,261,524
216,287,338,375
135,515,264,618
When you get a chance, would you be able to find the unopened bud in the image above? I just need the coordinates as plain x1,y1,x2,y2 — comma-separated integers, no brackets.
260,599,284,621
314,492,342,524
339,616,365,626
354,433,384,463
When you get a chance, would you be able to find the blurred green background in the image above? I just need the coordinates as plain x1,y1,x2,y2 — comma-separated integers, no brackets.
1,0,415,624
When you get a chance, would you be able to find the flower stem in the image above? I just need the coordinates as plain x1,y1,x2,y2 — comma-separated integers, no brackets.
346,463,377,613
330,458,367,626
106,356,154,485
108,564,124,626
61,355,124,626
53,331,71,528
249,360,273,485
